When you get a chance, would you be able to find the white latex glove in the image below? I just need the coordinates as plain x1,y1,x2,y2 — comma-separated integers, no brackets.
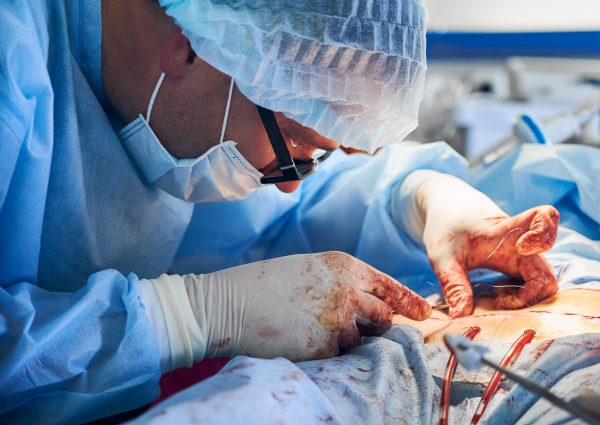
394,170,559,318
141,252,431,372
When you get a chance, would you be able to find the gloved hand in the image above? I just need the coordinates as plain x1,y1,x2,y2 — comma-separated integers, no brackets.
140,252,431,372
395,170,559,318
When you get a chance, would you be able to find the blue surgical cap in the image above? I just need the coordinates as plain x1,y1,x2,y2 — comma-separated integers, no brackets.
161,0,427,153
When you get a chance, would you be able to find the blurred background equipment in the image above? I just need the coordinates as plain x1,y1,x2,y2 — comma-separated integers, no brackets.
410,0,600,164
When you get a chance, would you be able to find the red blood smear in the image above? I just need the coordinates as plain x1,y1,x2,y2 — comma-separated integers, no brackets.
153,357,230,405
439,326,481,425
470,329,536,424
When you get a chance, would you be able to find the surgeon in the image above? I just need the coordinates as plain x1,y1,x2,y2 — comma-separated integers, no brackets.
0,0,559,423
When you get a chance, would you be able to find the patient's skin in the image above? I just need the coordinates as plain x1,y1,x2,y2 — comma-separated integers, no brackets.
393,289,600,344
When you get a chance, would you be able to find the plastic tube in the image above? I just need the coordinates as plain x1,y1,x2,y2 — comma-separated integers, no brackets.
439,326,481,425
470,329,536,424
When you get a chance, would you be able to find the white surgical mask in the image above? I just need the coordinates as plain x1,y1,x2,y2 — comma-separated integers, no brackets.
119,73,264,202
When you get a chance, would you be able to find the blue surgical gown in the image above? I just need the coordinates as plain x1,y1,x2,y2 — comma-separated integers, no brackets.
2,1,599,424
0,1,466,423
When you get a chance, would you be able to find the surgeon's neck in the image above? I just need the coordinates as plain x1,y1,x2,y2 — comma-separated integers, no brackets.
101,0,171,123
101,0,232,159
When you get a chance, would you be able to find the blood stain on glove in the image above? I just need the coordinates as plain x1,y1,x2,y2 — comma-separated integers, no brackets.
435,233,456,248
495,255,558,309
313,338,340,359
257,325,282,339
303,284,325,301
442,206,561,314
211,337,231,349
305,259,314,274
515,207,559,256
429,259,473,318
397,288,433,321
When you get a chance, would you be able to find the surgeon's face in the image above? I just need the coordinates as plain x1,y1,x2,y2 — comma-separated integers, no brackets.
102,7,340,193
150,58,341,194
224,85,341,193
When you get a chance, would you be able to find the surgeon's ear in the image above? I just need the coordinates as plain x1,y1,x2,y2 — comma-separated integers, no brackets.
160,30,198,78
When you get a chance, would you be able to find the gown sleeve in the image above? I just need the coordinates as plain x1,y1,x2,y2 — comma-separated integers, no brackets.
0,6,161,422
0,271,162,424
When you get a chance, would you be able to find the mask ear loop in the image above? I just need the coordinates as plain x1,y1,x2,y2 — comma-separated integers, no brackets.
146,72,166,125
219,77,235,145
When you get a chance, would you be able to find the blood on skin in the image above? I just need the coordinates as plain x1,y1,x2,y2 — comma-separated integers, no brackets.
393,289,600,345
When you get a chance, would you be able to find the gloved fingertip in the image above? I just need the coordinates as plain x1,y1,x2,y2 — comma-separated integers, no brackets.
541,204,560,224
448,298,473,318
494,294,524,310
418,302,432,321
515,232,550,256
395,294,433,321
448,307,466,319
516,241,543,256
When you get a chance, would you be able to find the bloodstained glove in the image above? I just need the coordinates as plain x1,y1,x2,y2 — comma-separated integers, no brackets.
140,252,431,372
395,170,559,318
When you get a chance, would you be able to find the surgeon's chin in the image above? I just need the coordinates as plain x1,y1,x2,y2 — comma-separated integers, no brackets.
275,181,302,193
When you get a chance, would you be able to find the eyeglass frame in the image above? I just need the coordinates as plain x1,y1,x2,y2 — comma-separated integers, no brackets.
256,105,332,184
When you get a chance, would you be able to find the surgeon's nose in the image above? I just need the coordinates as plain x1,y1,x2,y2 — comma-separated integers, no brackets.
275,180,302,193
269,143,319,193
289,142,318,162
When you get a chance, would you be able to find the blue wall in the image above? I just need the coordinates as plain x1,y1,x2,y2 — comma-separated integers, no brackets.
427,31,600,60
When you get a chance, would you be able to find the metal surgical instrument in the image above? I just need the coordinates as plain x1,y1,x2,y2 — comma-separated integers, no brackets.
444,334,600,425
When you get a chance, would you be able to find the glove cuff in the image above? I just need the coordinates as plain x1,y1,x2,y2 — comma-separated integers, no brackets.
138,279,171,373
392,169,439,245
150,274,207,371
